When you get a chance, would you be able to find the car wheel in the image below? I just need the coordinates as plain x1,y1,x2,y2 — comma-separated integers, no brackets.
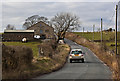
70,59,72,63
82,59,84,63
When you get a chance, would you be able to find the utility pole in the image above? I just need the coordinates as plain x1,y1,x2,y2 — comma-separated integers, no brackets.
93,24,95,42
83,27,84,32
115,5,118,55
101,18,103,45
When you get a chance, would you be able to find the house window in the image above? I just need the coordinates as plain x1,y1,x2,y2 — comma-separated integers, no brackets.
45,30,49,32
40,30,43,33
40,24,42,27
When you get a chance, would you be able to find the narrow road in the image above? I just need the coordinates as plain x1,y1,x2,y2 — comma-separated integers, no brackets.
32,39,112,81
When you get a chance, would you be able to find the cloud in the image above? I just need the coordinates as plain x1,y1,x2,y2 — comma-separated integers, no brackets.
1,2,118,32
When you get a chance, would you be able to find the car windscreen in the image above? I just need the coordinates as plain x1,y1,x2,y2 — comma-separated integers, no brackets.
71,51,82,54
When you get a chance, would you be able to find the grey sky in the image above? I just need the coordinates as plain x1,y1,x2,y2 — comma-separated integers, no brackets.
1,1,119,32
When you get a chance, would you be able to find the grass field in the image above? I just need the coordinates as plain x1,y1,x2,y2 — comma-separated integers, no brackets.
73,32,115,41
73,32,118,50
3,42,41,57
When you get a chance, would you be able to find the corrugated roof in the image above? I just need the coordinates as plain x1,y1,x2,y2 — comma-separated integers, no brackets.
4,30,34,33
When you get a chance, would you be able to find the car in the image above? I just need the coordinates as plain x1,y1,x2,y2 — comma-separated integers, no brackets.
34,35,40,39
69,49,85,63
58,40,64,44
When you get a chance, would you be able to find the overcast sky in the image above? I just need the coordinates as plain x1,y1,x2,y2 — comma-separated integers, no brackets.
0,0,119,32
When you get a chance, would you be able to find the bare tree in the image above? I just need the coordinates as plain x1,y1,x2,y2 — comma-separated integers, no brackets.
38,16,48,23
23,15,49,29
38,16,52,26
51,12,81,41
6,24,16,30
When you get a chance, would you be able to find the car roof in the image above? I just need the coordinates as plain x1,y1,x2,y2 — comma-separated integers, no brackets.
71,49,82,51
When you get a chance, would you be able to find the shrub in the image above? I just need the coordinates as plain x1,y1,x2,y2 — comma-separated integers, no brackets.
38,43,55,58
2,44,33,73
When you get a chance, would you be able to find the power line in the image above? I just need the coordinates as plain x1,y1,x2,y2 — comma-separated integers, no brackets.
106,2,119,28
106,9,115,28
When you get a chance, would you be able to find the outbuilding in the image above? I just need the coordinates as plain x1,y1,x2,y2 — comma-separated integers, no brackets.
2,30,34,41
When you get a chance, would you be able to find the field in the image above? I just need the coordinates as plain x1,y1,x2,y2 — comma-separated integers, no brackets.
74,32,115,41
73,32,119,51
3,42,42,57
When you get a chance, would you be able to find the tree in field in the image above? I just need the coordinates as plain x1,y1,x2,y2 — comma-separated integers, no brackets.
108,28,112,32
23,15,49,29
6,24,16,30
51,12,81,41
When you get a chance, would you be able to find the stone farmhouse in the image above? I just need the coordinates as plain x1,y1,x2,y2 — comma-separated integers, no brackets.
27,21,55,39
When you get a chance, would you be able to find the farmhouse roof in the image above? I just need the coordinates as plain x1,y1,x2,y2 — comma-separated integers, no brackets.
4,30,34,33
27,21,53,29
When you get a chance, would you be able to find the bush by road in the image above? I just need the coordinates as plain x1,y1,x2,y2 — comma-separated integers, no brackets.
2,42,70,79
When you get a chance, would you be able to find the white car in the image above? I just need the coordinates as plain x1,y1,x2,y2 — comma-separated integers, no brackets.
69,49,85,63
58,40,64,44
34,35,40,39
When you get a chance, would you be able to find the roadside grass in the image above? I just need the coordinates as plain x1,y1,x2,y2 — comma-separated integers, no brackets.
3,42,41,57
27,44,70,79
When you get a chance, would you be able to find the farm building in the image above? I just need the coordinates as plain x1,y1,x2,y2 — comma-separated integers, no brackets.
27,21,55,39
2,30,34,41
2,21,55,41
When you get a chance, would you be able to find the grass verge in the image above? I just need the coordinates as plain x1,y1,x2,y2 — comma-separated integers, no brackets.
24,44,70,79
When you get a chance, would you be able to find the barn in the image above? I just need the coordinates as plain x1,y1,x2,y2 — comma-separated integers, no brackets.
2,30,34,42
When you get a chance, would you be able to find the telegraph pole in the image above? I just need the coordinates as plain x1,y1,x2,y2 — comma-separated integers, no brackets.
115,5,118,55
101,18,103,45
83,27,84,32
93,24,95,42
